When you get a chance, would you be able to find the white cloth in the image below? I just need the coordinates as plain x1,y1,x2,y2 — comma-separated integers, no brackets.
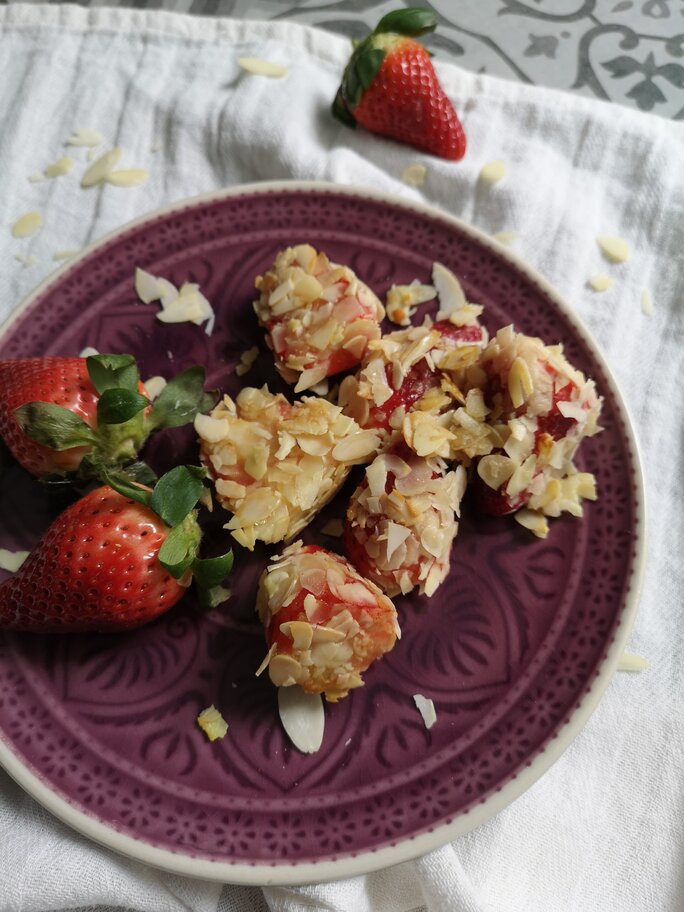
0,5,682,912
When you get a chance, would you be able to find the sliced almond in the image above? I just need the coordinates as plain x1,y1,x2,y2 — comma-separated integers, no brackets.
507,356,534,408
401,163,427,187
66,127,104,147
81,147,122,188
432,261,467,318
413,693,437,730
278,686,325,753
617,652,649,673
587,275,614,293
269,653,302,687
11,211,43,239
479,160,506,185
106,169,149,187
280,620,314,651
597,235,629,263
238,57,288,78
640,289,653,316
0,549,29,573
196,705,228,741
45,156,74,178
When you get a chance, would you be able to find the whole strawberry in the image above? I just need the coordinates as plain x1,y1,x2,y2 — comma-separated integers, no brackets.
332,8,466,161
0,354,215,480
0,466,232,632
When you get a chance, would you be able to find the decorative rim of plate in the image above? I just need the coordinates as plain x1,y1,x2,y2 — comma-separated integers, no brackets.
0,180,647,885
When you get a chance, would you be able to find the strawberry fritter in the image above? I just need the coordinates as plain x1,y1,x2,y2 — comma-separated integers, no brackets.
254,244,385,393
474,326,603,534
196,386,380,550
345,450,466,597
256,543,399,702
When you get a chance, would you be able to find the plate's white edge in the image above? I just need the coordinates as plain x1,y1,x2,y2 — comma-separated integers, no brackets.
0,180,647,886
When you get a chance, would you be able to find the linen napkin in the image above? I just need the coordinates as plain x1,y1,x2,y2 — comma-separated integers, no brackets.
0,5,682,912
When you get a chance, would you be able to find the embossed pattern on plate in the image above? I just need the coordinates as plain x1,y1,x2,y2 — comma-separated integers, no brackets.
0,184,643,883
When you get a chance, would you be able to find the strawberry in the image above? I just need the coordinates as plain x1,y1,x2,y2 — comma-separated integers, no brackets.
0,466,233,632
332,8,466,161
0,354,216,480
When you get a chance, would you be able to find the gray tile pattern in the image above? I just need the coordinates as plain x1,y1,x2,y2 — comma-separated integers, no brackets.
4,0,683,118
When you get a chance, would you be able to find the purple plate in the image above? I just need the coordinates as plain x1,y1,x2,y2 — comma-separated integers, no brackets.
0,182,645,884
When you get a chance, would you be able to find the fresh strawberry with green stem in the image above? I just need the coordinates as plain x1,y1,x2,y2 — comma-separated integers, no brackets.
332,8,467,161
0,465,233,632
0,354,216,479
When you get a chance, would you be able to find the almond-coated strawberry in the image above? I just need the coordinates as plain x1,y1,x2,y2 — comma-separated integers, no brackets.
0,354,216,480
332,8,466,161
0,466,233,632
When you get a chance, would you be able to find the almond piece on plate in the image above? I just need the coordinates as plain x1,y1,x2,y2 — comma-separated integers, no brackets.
278,686,325,753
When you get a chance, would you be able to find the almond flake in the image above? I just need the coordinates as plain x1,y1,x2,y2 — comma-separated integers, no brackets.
106,169,149,187
44,156,74,178
14,253,37,268
278,687,325,753
66,127,104,148
0,549,29,573
507,356,534,408
235,346,259,376
78,346,99,358
255,643,277,676
597,234,629,264
492,230,517,245
514,508,549,539
587,275,614,293
81,148,122,188
479,160,506,185
142,375,167,400
386,283,436,327
640,289,653,316
237,57,288,78
432,261,467,319
269,653,302,687
196,705,228,741
401,163,427,187
413,694,437,729
11,211,43,239
617,652,649,673
53,249,80,261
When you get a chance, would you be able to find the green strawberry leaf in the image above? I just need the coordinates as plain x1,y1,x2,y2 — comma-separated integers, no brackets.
344,59,363,108
191,550,234,590
332,89,357,126
149,366,217,430
150,465,207,527
374,8,436,38
158,516,201,578
101,468,153,507
87,354,139,394
356,47,385,90
97,388,149,425
122,460,158,486
14,402,97,450
192,550,234,609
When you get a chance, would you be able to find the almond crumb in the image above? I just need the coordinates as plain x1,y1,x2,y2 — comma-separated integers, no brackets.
413,694,437,729
401,163,427,187
196,705,228,741
11,211,43,239
237,57,288,78
587,275,614,293
640,289,653,316
479,160,506,185
597,235,629,264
